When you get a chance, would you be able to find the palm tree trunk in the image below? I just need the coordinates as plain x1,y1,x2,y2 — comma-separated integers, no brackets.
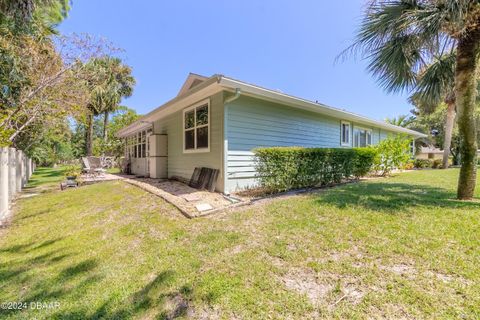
103,111,109,142
455,30,480,200
86,113,94,156
442,101,456,169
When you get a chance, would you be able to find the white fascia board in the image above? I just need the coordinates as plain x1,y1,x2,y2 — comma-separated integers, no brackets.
117,78,223,138
219,77,427,138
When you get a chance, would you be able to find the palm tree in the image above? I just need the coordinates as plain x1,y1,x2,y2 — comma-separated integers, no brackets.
385,114,415,127
82,57,135,155
96,57,135,142
345,0,480,200
411,52,457,169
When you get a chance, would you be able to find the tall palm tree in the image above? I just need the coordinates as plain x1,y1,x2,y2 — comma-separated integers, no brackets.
345,0,480,200
96,57,135,142
82,57,135,155
411,52,457,169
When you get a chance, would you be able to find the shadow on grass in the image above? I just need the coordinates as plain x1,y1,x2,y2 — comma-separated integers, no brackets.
316,182,480,213
50,270,192,320
0,236,103,318
26,167,67,188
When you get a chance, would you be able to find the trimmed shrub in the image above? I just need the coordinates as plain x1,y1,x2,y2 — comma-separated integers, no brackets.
253,147,377,193
414,158,433,168
353,147,378,178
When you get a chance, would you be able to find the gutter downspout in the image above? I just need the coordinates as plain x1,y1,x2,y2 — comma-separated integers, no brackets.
224,88,242,104
223,88,242,194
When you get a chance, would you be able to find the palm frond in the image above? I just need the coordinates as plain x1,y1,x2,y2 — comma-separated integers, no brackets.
413,51,456,105
340,0,458,94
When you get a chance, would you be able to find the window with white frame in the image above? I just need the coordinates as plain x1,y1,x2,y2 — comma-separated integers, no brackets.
183,100,209,153
341,121,351,146
353,127,372,147
126,130,148,158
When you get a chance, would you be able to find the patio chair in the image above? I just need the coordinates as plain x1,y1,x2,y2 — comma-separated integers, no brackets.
81,157,94,175
87,156,107,175
81,157,106,178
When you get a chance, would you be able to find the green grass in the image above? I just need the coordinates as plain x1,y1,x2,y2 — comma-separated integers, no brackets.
106,167,120,174
25,166,67,188
1,168,479,319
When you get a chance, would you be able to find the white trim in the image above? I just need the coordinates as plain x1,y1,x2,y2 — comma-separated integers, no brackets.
177,73,208,97
340,121,351,147
118,74,428,139
218,77,427,138
182,98,211,154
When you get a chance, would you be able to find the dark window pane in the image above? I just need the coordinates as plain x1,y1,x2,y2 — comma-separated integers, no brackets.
185,129,195,149
342,124,348,143
359,131,367,147
196,105,208,126
185,110,195,129
196,126,208,149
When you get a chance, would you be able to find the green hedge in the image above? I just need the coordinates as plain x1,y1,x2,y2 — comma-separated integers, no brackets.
254,147,377,192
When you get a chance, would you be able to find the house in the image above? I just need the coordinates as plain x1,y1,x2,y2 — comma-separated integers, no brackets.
117,73,427,194
417,146,444,160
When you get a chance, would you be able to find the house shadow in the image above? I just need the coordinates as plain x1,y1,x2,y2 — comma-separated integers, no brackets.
314,181,480,213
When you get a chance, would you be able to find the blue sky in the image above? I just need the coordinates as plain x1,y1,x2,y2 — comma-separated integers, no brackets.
59,0,413,121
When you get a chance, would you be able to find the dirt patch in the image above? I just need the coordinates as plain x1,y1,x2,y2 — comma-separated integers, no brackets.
164,293,189,320
424,270,471,285
379,263,417,279
340,283,365,305
280,268,333,304
187,306,225,320
279,267,368,307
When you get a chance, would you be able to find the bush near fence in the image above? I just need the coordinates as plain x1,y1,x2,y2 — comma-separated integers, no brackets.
253,147,377,193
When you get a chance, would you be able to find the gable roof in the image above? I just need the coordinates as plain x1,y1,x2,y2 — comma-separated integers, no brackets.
176,73,208,97
118,74,427,138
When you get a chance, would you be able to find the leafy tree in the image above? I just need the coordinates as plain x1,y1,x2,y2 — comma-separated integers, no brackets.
412,103,480,166
0,0,71,109
344,0,480,199
95,106,139,157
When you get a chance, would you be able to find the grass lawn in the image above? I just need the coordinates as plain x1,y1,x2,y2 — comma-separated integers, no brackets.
1,168,479,319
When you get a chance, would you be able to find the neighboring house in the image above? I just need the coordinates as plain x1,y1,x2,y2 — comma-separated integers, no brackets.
417,146,444,160
117,73,427,194
416,146,480,160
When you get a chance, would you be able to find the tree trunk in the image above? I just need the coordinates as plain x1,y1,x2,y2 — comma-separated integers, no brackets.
455,30,480,200
86,113,94,156
103,111,109,142
442,101,456,169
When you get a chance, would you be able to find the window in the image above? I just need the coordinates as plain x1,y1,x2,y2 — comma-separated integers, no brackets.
341,121,351,146
126,130,149,158
353,127,372,147
183,100,210,153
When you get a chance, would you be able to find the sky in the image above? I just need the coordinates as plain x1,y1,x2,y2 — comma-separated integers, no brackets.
58,0,413,121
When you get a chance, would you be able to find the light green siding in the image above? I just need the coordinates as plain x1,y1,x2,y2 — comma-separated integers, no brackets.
153,92,225,192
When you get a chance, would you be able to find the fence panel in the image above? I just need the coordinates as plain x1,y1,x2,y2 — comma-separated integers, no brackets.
0,147,35,223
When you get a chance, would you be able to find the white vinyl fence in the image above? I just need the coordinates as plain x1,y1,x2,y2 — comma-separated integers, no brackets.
0,147,35,222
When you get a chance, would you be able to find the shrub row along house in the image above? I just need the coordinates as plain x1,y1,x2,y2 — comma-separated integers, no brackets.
117,73,426,194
